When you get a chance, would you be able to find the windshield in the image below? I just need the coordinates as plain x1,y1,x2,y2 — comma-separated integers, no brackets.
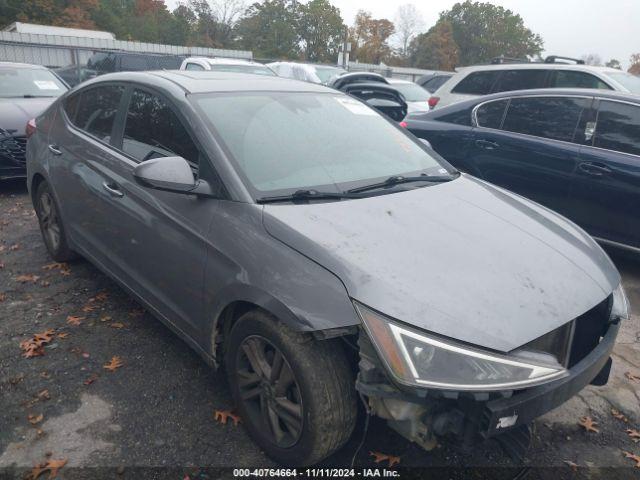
0,67,67,98
607,72,640,94
193,92,450,198
392,82,431,102
208,64,276,76
314,66,346,84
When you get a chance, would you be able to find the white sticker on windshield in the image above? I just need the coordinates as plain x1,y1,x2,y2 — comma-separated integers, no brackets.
438,168,448,174
335,96,377,116
34,80,60,90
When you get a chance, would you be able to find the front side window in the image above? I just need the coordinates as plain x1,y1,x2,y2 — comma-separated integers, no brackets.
502,97,588,142
593,101,640,156
451,71,500,95
73,85,124,142
193,92,449,196
475,99,509,129
0,67,67,98
122,89,199,167
186,63,205,71
549,71,611,90
492,69,548,93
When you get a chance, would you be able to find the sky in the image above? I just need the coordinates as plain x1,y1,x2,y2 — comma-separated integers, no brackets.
166,0,639,68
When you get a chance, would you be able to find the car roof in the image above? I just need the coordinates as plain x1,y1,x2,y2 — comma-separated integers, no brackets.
184,57,263,66
81,70,333,94
456,63,621,74
387,79,414,84
0,61,48,70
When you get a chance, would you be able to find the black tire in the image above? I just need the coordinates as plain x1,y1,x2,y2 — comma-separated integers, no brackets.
225,310,357,466
34,181,77,262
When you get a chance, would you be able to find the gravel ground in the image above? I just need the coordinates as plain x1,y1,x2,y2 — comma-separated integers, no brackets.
1,178,639,480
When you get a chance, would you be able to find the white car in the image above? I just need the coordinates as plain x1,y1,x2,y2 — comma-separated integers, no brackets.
267,62,346,85
431,57,640,109
180,57,276,76
387,78,432,113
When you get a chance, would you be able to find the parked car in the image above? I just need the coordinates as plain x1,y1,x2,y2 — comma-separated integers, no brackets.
416,72,454,93
431,56,640,109
181,57,276,76
267,61,346,84
329,72,407,121
403,88,640,252
387,78,431,113
87,52,184,74
27,71,628,466
1,62,68,181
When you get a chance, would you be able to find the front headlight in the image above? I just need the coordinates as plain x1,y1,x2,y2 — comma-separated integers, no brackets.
355,302,568,391
611,283,630,322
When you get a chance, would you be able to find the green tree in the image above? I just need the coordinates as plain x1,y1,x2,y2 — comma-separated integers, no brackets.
605,59,621,70
440,1,543,65
297,0,344,63
234,0,300,59
349,10,395,64
409,20,458,70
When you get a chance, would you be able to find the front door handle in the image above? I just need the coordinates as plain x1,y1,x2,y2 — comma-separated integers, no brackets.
578,162,612,176
475,139,499,150
48,144,62,156
102,182,124,198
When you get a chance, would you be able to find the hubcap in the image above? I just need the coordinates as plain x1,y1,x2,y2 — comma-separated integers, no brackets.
38,191,61,252
236,336,303,448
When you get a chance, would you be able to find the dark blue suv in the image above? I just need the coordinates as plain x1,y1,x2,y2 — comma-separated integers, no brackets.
404,89,640,252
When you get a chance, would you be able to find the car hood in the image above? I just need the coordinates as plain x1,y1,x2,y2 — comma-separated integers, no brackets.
262,175,620,352
0,98,56,135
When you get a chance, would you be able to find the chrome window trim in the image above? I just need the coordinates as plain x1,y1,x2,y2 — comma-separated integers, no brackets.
593,236,640,254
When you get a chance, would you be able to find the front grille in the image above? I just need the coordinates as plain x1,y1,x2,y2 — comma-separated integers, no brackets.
521,295,612,367
0,136,27,166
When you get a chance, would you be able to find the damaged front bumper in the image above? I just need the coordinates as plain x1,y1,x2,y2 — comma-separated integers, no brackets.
356,320,620,452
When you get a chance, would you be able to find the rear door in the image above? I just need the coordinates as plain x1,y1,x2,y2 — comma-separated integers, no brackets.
470,95,590,216
569,99,640,249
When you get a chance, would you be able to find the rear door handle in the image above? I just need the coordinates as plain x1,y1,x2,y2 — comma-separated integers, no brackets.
578,162,612,176
48,144,62,156
475,139,499,150
102,182,124,198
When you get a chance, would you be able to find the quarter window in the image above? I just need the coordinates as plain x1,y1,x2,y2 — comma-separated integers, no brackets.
549,71,611,90
73,85,124,142
475,99,509,129
451,71,500,95
502,97,588,142
593,101,640,156
186,63,205,71
492,70,548,93
122,89,200,167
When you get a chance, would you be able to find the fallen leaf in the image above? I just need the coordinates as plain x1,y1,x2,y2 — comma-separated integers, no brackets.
16,274,40,283
89,291,109,303
0,293,6,302
28,413,43,425
9,374,25,385
623,451,640,468
578,416,599,433
369,451,400,467
66,315,85,326
103,356,124,372
40,371,50,379
564,460,578,472
100,315,112,322
27,458,68,480
82,304,97,313
625,371,640,383
57,332,69,339
9,243,20,251
42,262,68,271
627,429,640,440
84,373,99,385
611,409,629,422
19,329,56,358
40,281,50,287
214,409,241,426
110,322,125,329
37,390,50,401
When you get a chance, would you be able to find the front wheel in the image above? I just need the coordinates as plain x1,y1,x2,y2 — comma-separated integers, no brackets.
225,310,357,466
34,181,77,262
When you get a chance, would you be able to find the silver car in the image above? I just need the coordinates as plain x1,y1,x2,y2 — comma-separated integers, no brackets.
26,71,629,466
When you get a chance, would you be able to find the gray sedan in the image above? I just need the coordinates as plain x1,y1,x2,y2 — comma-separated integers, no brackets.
26,71,629,466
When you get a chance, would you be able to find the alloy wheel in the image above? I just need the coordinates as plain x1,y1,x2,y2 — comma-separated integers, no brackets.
38,191,61,252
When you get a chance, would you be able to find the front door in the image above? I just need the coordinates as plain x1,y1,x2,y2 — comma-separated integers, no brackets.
569,99,640,250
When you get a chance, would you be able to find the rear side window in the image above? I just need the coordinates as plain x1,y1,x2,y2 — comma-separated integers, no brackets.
475,99,509,129
72,85,124,142
492,70,548,93
451,71,500,95
549,71,611,90
120,56,149,71
502,97,588,142
186,63,205,71
593,101,640,156
122,89,200,167
422,75,451,93
436,108,473,126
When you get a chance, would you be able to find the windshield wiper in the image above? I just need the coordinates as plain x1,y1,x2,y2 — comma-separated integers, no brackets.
20,95,57,98
347,173,458,194
257,189,361,204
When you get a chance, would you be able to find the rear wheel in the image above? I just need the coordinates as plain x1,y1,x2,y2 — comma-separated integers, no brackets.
225,310,357,466
34,181,77,262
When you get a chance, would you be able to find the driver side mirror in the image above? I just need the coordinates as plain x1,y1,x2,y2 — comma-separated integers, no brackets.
133,156,197,193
